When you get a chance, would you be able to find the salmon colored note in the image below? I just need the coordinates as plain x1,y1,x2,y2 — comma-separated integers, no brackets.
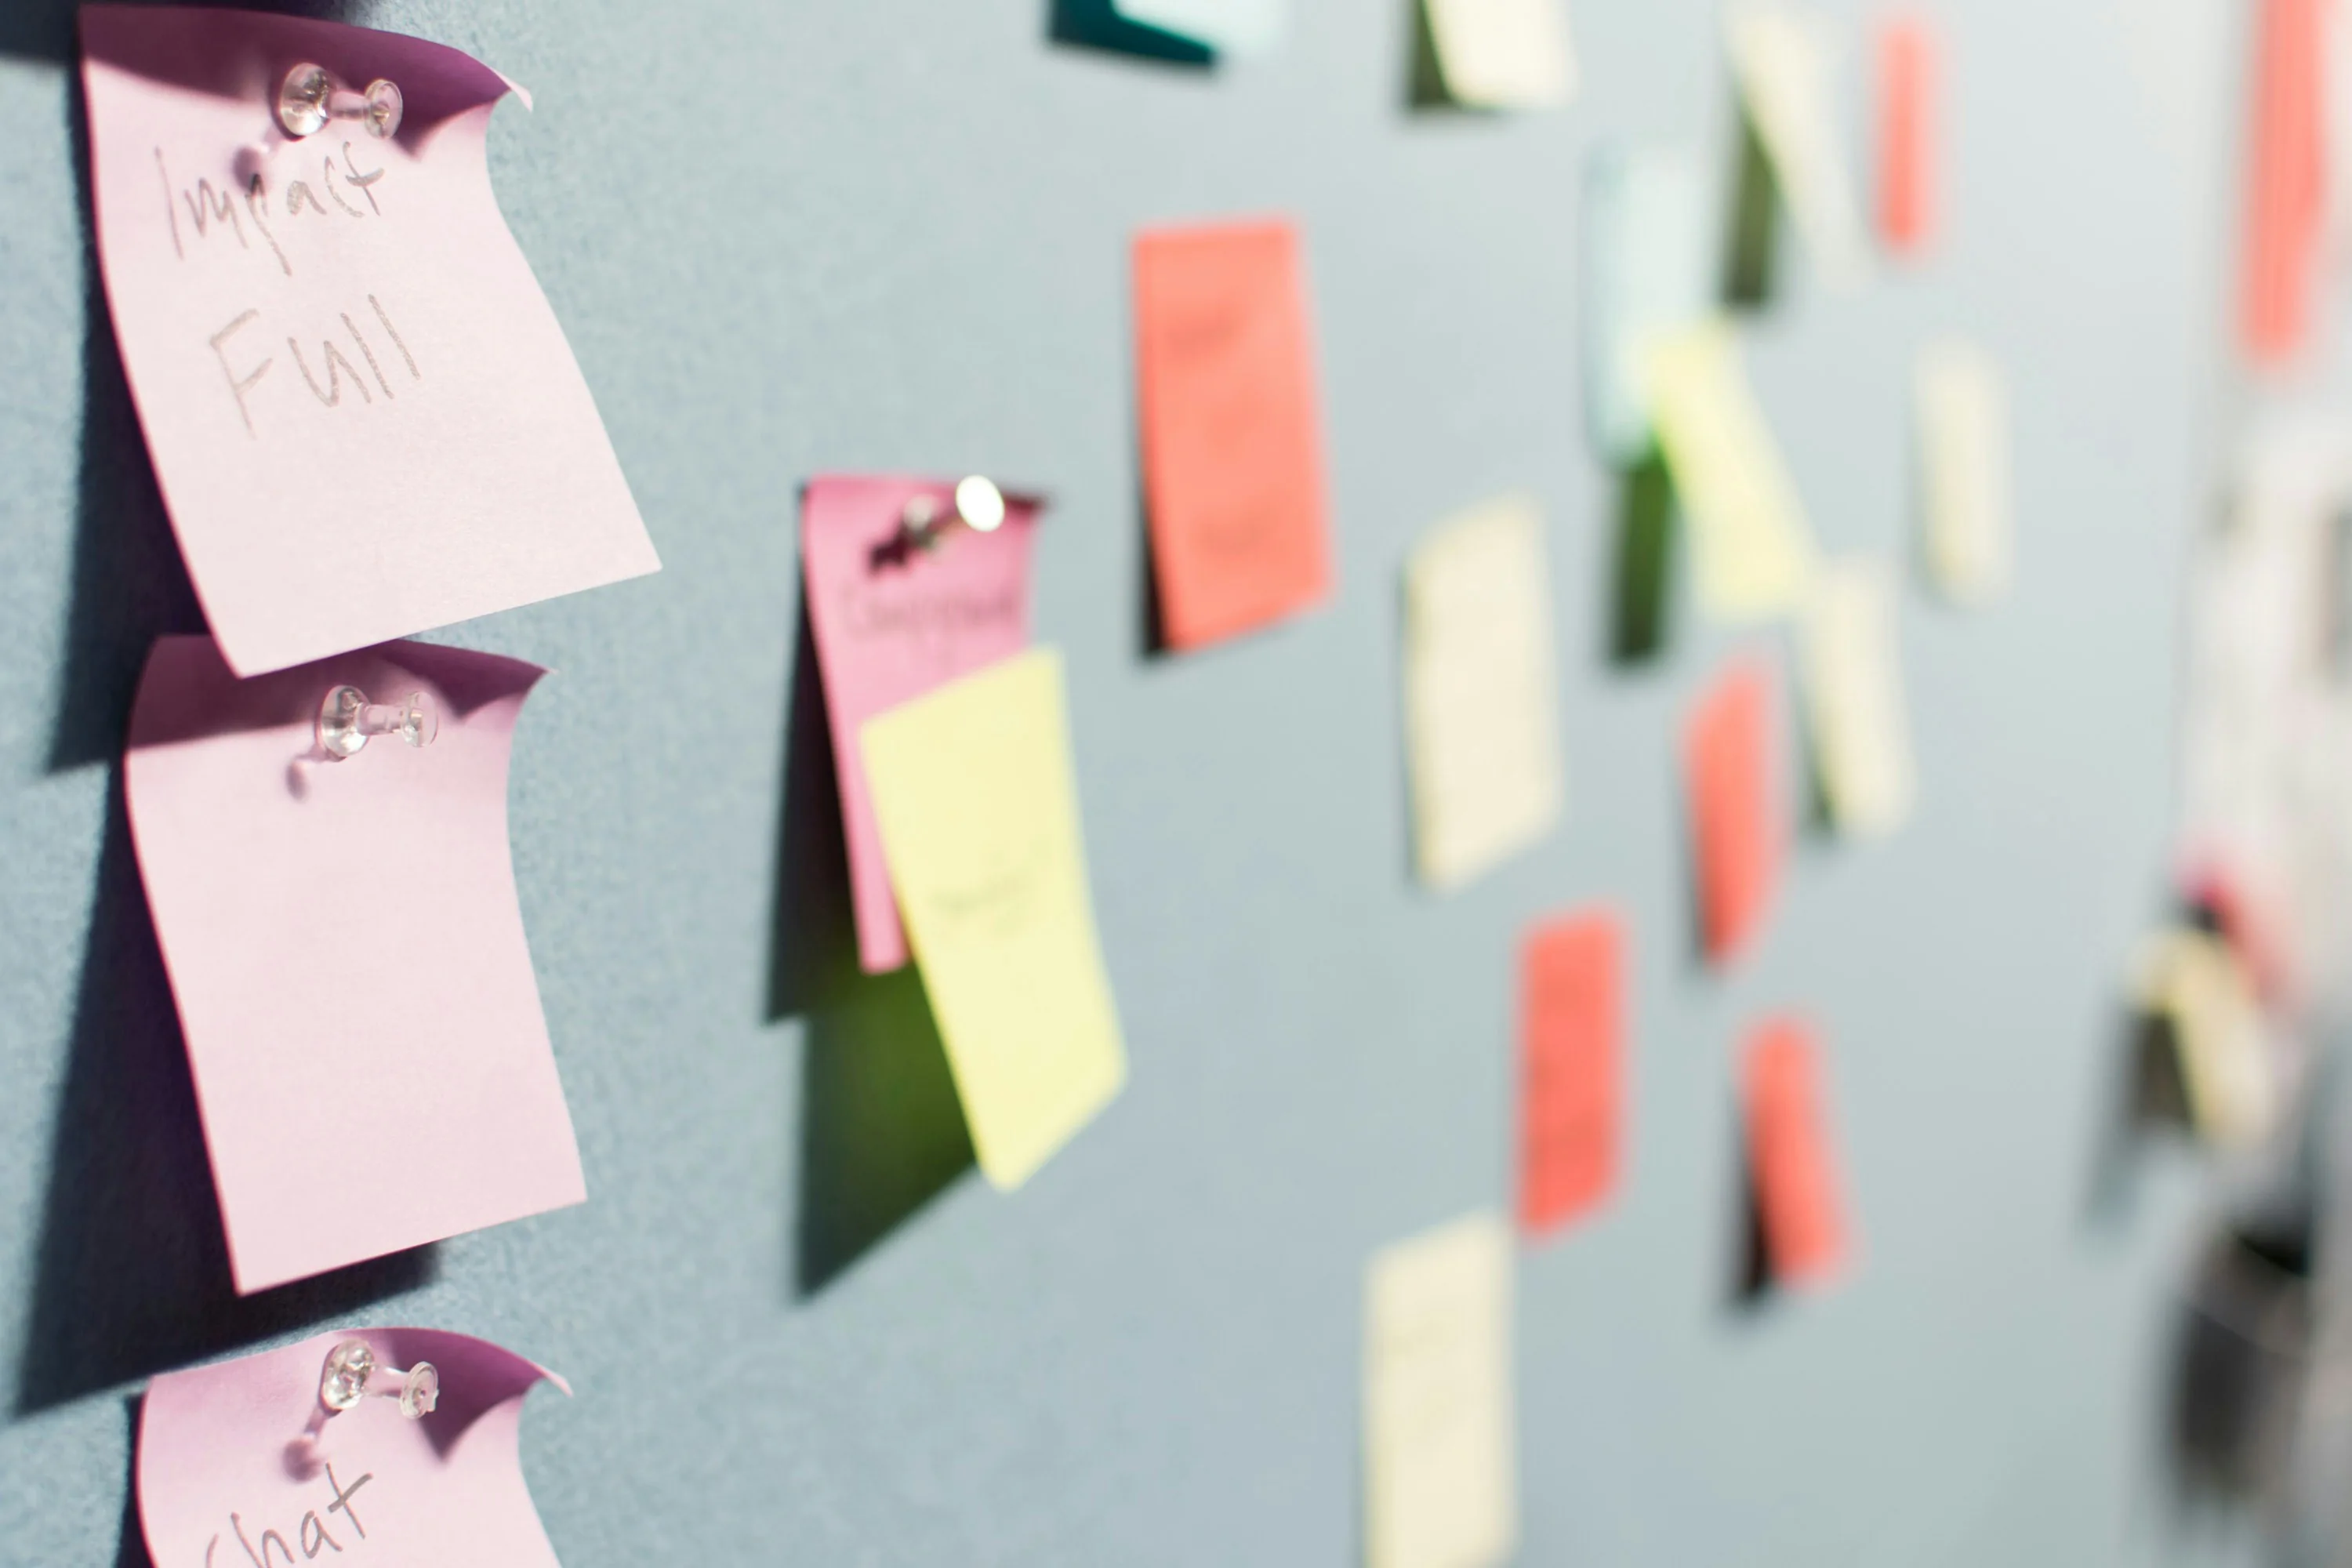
1685,655,1784,965
2242,0,2327,365
1876,15,1936,252
1518,912,1624,1238
1134,219,1333,652
801,475,1040,974
1740,1015,1852,1288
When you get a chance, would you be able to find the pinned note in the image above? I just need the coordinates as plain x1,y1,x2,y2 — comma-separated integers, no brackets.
139,1329,566,1568
1798,558,1915,838
125,636,582,1293
1519,911,1624,1238
1686,654,1784,965
1726,3,1870,289
1643,321,1817,621
1420,0,1577,110
2138,928,2277,1147
2241,0,2325,364
1112,0,1287,56
80,9,659,677
1134,219,1333,652
1403,495,1566,891
1363,1213,1517,1568
1875,15,1937,252
802,476,1040,975
1915,338,2012,604
1583,147,1709,467
861,649,1126,1189
1740,1016,1853,1290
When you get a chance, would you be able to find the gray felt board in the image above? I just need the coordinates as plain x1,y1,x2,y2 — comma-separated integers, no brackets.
0,0,2267,1562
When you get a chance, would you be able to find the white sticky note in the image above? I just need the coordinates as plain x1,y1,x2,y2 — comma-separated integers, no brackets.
1403,495,1566,891
1798,558,1915,837
1584,147,1711,465
2140,928,2276,1147
1425,0,1577,108
1114,0,1287,56
1364,1212,1517,1568
1727,3,1870,289
1915,338,2013,604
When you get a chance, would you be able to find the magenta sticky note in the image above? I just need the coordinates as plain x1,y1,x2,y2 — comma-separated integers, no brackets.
138,1328,568,1568
81,8,659,677
801,475,1040,974
125,637,583,1293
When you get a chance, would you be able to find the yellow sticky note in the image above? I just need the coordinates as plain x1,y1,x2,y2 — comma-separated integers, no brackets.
860,648,1127,1190
1726,2,1868,287
1643,320,1817,620
1916,337,2012,604
1799,557,1915,837
1424,0,1577,109
1365,1212,1517,1568
1404,495,1566,891
2140,929,2275,1148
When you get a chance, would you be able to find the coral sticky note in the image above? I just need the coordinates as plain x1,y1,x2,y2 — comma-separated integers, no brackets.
80,9,658,677
1798,558,1915,838
1686,655,1784,965
1113,0,1287,56
1643,321,1817,622
801,475,1040,975
1584,147,1709,466
125,637,583,1293
1403,495,1566,891
1726,3,1869,289
2241,0,2326,365
1915,338,2012,604
1363,1212,1517,1568
138,1329,566,1568
1519,912,1624,1238
861,649,1126,1190
1740,1016,1852,1289
1421,0,1577,109
1875,15,1937,252
1134,219,1333,652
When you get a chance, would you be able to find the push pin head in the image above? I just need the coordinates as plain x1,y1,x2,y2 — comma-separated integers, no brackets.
318,685,438,760
898,475,1007,553
319,1340,439,1421
278,64,404,140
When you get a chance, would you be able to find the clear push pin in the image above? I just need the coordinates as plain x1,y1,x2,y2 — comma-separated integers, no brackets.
319,1339,439,1421
899,474,1008,552
318,685,438,760
278,64,404,140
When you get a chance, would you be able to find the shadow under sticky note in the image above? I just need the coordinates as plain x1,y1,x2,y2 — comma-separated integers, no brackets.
1048,0,1214,67
1609,452,1678,666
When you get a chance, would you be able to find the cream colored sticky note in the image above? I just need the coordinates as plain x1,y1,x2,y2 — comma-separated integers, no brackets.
2140,928,2276,1147
1403,495,1566,891
1799,558,1915,837
1643,321,1817,619
1425,0,1577,108
1916,338,2013,604
1365,1212,1517,1568
861,649,1127,1190
1728,3,1870,288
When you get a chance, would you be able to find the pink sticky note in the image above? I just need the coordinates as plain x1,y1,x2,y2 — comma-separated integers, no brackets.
139,1328,568,1568
125,636,583,1293
81,8,659,677
801,476,1040,974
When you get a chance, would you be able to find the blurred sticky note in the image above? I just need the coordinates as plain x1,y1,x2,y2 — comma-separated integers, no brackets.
1915,338,2012,604
1875,15,1937,252
2139,928,2277,1147
862,649,1126,1189
1113,0,1287,55
1686,654,1784,965
1584,147,1709,466
1403,495,1566,891
1364,1212,1517,1568
1644,321,1816,620
802,475,1040,975
1798,558,1915,837
1740,1016,1853,1289
80,9,658,678
139,1329,566,1568
1726,3,1869,288
125,637,583,1293
1519,911,1623,1238
1422,0,1577,109
1134,219,1333,652
2241,0,2325,363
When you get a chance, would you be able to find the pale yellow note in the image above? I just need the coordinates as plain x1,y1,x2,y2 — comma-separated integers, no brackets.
1799,558,1915,837
1365,1212,1517,1568
860,648,1127,1190
1643,320,1817,619
1727,2,1869,287
1915,338,2013,604
2139,929,2275,1148
1425,0,1577,109
1403,495,1566,891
